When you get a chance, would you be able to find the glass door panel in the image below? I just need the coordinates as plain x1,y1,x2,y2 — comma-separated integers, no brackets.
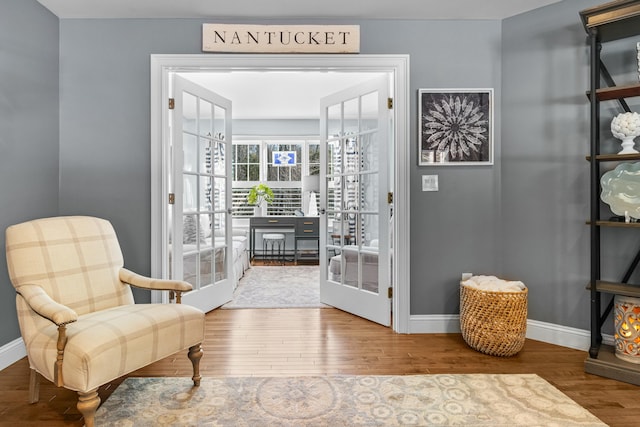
319,75,391,326
172,75,233,313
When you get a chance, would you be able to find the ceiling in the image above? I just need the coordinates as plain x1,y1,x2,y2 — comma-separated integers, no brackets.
178,71,388,120
37,0,562,20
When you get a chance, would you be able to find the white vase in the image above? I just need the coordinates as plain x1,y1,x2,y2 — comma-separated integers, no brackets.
253,202,267,216
611,112,640,154
618,136,639,155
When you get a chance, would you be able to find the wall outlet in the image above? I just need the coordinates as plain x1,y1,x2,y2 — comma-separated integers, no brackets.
461,273,473,281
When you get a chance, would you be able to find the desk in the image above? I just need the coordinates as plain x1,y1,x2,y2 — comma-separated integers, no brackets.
250,216,319,263
294,217,320,262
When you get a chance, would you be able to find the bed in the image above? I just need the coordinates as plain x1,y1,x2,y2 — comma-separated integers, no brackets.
229,229,251,286
182,227,250,289
328,241,380,293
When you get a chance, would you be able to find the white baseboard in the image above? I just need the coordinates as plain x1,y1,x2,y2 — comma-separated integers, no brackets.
0,317,615,371
0,337,26,371
408,314,613,352
408,315,461,334
526,319,590,351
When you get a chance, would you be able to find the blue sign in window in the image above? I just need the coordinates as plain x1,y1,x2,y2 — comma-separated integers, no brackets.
272,151,296,166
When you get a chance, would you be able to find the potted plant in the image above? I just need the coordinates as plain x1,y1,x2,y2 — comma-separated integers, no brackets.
247,183,274,216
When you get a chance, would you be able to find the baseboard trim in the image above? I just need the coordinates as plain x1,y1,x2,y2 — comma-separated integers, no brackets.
525,319,591,351
408,315,612,352
408,315,461,334
0,317,614,371
0,337,26,371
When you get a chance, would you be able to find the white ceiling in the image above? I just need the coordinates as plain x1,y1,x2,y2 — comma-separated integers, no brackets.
37,0,562,20
178,71,388,120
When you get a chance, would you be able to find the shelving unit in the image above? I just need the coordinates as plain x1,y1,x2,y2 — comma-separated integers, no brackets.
580,0,640,385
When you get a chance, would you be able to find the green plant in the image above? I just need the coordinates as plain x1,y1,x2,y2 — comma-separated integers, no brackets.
247,183,274,206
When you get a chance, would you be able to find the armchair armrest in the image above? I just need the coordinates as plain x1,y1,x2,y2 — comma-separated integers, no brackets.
119,268,192,292
16,284,74,387
15,284,78,326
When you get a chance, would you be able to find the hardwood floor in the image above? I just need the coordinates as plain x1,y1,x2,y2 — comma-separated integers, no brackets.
1,307,638,426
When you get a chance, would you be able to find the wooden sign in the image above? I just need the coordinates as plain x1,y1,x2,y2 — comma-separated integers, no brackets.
202,24,360,53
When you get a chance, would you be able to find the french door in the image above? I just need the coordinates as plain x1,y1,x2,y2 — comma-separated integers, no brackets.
320,75,392,326
170,76,234,312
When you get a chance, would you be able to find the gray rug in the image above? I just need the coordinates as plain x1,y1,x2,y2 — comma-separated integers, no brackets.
223,265,326,309
95,374,607,426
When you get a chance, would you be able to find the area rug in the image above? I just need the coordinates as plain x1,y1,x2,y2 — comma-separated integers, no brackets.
94,374,607,426
222,265,326,309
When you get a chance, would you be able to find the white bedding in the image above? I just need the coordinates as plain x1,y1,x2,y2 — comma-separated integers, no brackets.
182,232,250,288
328,246,380,292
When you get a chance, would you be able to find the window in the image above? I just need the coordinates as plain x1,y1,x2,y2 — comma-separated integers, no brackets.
308,143,320,175
231,142,260,181
232,138,319,217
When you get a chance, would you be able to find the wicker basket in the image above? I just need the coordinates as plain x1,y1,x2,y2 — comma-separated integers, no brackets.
459,282,528,357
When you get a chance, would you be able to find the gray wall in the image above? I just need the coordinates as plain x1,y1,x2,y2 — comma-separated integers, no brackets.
405,21,502,313
0,0,59,344
57,18,504,317
1,0,622,350
501,0,638,329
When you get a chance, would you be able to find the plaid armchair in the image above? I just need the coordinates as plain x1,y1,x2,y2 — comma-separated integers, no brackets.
5,216,205,427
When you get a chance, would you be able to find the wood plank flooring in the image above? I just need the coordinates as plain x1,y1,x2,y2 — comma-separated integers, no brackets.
0,307,638,426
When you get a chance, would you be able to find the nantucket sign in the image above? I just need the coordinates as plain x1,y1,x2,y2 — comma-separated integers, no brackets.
202,24,360,53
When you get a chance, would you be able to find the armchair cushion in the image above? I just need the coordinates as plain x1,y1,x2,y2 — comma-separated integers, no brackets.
18,299,204,392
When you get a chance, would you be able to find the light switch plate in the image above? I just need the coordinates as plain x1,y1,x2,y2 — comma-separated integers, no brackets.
422,175,438,191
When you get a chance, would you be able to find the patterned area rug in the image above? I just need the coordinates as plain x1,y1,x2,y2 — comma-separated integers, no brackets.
95,374,607,426
222,265,326,309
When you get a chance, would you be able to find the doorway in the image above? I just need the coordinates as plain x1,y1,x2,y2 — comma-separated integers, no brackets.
150,54,410,333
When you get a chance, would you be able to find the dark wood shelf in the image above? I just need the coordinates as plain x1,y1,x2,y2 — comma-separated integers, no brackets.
587,220,640,228
586,152,640,161
585,344,640,386
580,0,640,42
586,83,640,101
587,280,640,297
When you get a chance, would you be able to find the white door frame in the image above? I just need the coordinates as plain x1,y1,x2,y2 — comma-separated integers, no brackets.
150,54,411,333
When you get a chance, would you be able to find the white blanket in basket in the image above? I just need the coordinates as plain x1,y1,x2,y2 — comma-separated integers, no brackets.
462,275,526,292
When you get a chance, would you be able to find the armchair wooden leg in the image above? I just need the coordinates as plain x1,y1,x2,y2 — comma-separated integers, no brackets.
188,343,203,386
28,369,40,403
77,389,100,427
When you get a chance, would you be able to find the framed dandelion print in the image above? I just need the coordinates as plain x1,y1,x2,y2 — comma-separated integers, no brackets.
418,88,493,166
